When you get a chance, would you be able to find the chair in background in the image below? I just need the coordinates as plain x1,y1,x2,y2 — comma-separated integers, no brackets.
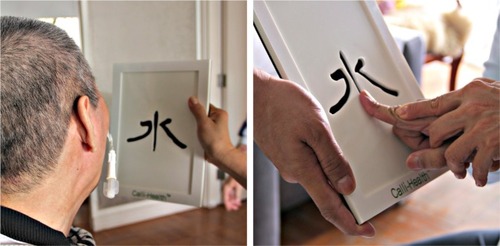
425,49,464,91
381,0,472,91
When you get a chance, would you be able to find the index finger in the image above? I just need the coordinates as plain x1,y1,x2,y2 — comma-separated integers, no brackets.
207,104,230,129
359,90,433,132
395,91,461,120
359,90,398,125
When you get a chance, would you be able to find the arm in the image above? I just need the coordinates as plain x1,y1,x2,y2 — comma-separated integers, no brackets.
188,97,247,188
254,68,375,237
223,127,247,211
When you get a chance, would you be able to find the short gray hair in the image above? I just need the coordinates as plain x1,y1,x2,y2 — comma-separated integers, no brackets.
1,16,99,194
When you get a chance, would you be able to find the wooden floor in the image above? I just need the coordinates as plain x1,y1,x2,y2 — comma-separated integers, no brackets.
281,172,500,245
281,61,500,245
75,202,246,245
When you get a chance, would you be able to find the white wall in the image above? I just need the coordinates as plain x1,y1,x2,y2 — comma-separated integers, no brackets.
223,1,247,146
1,0,79,18
81,1,197,94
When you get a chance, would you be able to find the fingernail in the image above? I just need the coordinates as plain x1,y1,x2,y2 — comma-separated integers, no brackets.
476,179,485,187
407,155,422,170
361,223,376,238
337,176,355,194
454,173,465,179
361,230,376,238
364,91,376,102
395,105,408,119
189,97,199,105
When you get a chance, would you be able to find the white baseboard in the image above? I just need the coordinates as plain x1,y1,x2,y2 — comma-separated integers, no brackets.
90,192,195,232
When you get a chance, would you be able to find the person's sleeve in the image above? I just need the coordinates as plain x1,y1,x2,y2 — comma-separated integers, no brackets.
483,14,500,80
479,14,500,184
237,120,247,146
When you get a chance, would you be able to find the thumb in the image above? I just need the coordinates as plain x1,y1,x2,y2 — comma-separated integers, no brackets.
188,96,207,124
308,125,356,195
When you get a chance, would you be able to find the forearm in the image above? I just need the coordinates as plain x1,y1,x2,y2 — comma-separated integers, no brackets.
210,148,247,188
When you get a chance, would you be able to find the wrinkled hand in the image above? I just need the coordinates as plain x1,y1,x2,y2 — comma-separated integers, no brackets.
188,97,246,187
359,78,500,186
254,69,375,237
223,177,244,211
359,90,443,168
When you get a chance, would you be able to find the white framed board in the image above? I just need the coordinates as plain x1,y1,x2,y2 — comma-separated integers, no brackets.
254,0,447,224
110,60,210,206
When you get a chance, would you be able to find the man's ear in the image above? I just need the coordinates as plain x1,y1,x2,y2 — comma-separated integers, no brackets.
75,96,96,152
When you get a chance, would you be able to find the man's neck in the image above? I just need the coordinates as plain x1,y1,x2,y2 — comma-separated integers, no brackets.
1,183,84,236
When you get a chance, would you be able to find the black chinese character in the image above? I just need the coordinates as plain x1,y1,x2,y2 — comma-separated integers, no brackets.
127,111,187,151
329,51,398,114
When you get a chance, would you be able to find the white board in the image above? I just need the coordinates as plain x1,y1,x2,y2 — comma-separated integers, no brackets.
254,0,446,224
110,60,210,206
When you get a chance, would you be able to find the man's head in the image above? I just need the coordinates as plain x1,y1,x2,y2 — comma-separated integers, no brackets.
1,16,109,196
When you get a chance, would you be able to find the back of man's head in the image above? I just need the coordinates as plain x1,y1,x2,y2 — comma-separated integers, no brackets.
1,16,100,194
